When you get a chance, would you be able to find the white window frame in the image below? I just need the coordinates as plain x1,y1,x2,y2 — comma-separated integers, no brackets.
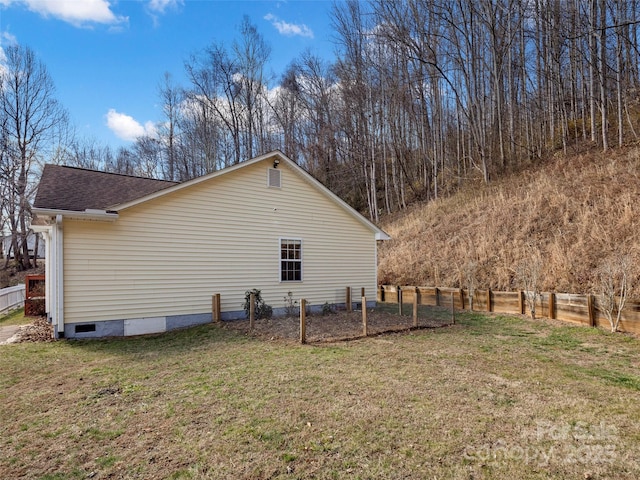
279,238,303,282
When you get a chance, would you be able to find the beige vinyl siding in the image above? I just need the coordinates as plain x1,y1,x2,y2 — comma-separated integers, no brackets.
63,159,378,324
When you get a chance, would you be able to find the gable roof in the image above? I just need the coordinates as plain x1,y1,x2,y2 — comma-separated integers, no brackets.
33,164,178,212
33,151,390,240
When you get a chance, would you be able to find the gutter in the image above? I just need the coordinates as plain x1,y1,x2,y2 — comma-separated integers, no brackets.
32,208,118,222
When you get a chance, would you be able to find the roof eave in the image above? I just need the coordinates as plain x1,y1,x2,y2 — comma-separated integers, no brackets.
32,207,119,222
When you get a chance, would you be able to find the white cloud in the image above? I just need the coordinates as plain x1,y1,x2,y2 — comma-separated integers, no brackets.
264,13,313,39
147,0,182,14
1,31,17,45
0,31,17,73
106,109,157,142
3,0,127,27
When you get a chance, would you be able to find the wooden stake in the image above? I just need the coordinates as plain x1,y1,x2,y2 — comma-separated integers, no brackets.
486,289,492,312
362,296,368,336
398,286,403,316
549,292,556,320
249,292,255,330
435,287,440,307
300,298,306,344
413,288,418,327
212,293,221,322
518,291,525,315
587,294,595,327
346,286,352,313
451,292,455,324
459,288,465,310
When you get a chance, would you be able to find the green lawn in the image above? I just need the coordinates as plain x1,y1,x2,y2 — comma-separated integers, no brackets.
0,308,31,327
1,312,639,479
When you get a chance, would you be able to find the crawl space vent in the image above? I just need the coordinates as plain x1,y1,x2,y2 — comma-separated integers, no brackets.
268,168,281,188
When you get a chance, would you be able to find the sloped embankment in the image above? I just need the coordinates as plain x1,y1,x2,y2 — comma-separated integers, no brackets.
378,147,640,297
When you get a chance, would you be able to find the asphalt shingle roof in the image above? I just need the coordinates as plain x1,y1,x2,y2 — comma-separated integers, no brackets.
33,164,179,212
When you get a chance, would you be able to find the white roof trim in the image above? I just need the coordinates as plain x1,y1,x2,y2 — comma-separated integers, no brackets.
31,224,52,233
32,207,119,222
111,150,390,240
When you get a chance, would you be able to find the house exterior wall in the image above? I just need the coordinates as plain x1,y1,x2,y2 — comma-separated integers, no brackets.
62,158,378,336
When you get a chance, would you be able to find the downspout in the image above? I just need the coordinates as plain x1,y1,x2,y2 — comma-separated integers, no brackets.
41,230,51,316
55,214,64,337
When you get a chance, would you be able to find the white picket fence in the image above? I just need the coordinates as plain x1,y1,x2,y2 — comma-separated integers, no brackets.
0,284,25,316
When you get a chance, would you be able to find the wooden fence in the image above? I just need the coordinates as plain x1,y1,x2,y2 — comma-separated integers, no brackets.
0,284,25,316
377,285,640,335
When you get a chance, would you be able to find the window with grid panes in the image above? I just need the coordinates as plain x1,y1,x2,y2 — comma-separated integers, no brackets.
280,239,302,281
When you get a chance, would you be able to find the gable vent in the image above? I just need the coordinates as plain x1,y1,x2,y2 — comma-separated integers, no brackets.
268,168,281,188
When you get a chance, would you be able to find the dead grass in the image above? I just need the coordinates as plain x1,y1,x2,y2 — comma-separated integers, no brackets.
379,146,640,297
1,313,640,479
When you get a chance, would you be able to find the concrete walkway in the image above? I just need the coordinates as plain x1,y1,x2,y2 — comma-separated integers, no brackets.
0,324,22,344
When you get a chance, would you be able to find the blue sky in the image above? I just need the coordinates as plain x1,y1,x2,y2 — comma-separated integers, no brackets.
0,0,338,149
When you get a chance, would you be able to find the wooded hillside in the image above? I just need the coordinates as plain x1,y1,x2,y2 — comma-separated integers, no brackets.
57,0,640,224
5,1,640,274
378,146,640,298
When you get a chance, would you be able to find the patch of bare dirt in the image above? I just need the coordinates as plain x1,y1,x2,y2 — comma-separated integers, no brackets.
222,308,453,343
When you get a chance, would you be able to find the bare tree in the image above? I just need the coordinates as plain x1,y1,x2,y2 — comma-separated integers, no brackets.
462,259,479,312
158,72,182,181
596,253,633,332
233,16,272,159
516,248,543,319
0,44,68,269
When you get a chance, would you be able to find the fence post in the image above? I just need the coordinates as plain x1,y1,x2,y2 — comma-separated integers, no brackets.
451,292,455,325
362,296,368,336
435,287,440,307
413,288,418,327
346,286,352,313
587,294,596,327
300,298,306,343
397,286,403,316
212,293,221,323
378,285,384,303
459,288,465,310
487,289,492,312
549,292,556,320
249,292,255,330
519,291,525,315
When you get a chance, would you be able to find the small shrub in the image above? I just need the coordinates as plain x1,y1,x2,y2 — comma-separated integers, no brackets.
283,291,298,317
516,247,542,319
242,289,273,319
595,253,634,332
322,302,337,316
